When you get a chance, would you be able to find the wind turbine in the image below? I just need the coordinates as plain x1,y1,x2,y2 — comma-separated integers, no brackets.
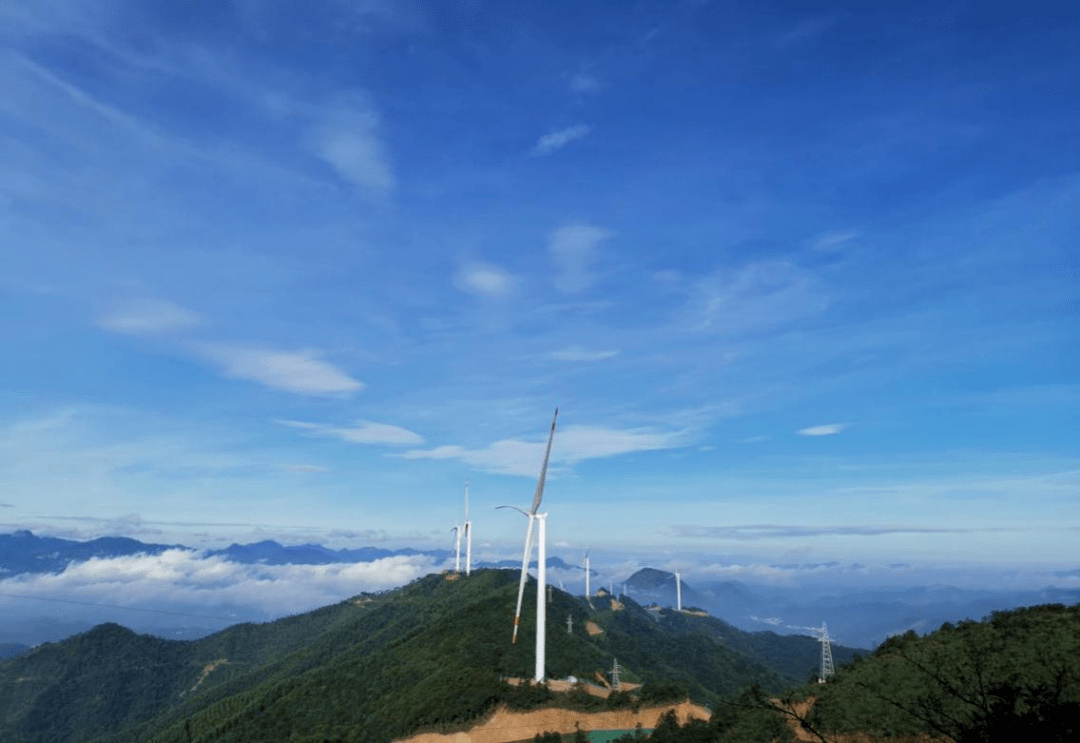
583,552,591,599
451,525,462,573
462,480,472,576
676,569,682,612
498,407,558,684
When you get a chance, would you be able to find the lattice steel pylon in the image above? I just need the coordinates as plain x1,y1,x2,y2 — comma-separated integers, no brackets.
816,622,835,683
611,658,621,691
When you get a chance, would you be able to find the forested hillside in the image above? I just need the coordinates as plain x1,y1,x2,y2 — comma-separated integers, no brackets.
0,568,859,743
620,602,1080,743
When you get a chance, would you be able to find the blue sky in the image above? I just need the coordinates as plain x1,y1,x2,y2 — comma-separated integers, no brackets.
1,0,1077,585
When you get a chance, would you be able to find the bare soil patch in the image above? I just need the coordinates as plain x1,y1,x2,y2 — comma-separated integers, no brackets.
396,700,710,743
185,659,228,695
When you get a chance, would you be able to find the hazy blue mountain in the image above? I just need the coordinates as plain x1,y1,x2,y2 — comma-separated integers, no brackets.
476,556,581,571
0,642,30,660
684,578,1080,648
618,567,1080,648
0,618,99,648
0,531,184,576
0,531,459,576
205,540,453,565
624,567,708,610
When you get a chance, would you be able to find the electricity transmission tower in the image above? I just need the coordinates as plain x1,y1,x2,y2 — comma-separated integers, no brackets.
816,622,835,683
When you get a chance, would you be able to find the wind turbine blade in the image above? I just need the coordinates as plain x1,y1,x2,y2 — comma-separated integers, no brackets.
512,515,536,644
530,408,558,514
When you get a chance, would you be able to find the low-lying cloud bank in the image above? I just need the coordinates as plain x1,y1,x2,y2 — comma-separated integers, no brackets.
0,549,443,635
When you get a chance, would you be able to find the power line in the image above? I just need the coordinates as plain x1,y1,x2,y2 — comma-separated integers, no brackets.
0,591,237,622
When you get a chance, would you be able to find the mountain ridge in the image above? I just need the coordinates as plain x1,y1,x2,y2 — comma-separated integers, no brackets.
0,567,862,743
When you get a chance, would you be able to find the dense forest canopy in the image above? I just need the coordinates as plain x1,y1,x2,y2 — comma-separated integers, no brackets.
0,569,860,743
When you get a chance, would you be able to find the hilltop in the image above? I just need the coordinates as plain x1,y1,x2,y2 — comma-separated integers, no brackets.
636,601,1080,742
0,568,861,743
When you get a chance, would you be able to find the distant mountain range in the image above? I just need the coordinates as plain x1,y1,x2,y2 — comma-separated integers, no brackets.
0,530,582,574
3,531,1078,649
0,530,186,575
621,567,1080,648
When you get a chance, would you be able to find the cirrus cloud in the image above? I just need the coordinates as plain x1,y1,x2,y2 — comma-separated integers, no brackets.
397,424,685,476
550,223,611,294
98,299,202,335
307,93,394,196
798,423,849,436
533,123,592,155
453,261,517,299
196,344,364,396
277,419,423,446
549,347,619,362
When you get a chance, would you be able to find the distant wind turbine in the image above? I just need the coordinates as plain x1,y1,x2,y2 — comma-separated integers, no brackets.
451,526,462,573
462,480,472,576
451,481,473,576
669,569,683,612
497,407,558,684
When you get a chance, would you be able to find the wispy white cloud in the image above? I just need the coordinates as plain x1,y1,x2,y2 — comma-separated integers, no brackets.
277,419,423,446
281,464,327,473
741,435,769,444
98,298,202,335
196,344,364,395
798,423,849,436
549,347,620,362
686,259,827,335
533,123,592,155
453,261,517,299
670,524,979,540
398,425,685,476
811,230,859,252
550,223,611,293
569,74,601,93
307,93,394,196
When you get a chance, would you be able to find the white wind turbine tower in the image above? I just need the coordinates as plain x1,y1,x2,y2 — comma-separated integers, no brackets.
498,407,558,684
675,570,682,612
583,552,591,599
451,525,462,573
462,480,472,576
